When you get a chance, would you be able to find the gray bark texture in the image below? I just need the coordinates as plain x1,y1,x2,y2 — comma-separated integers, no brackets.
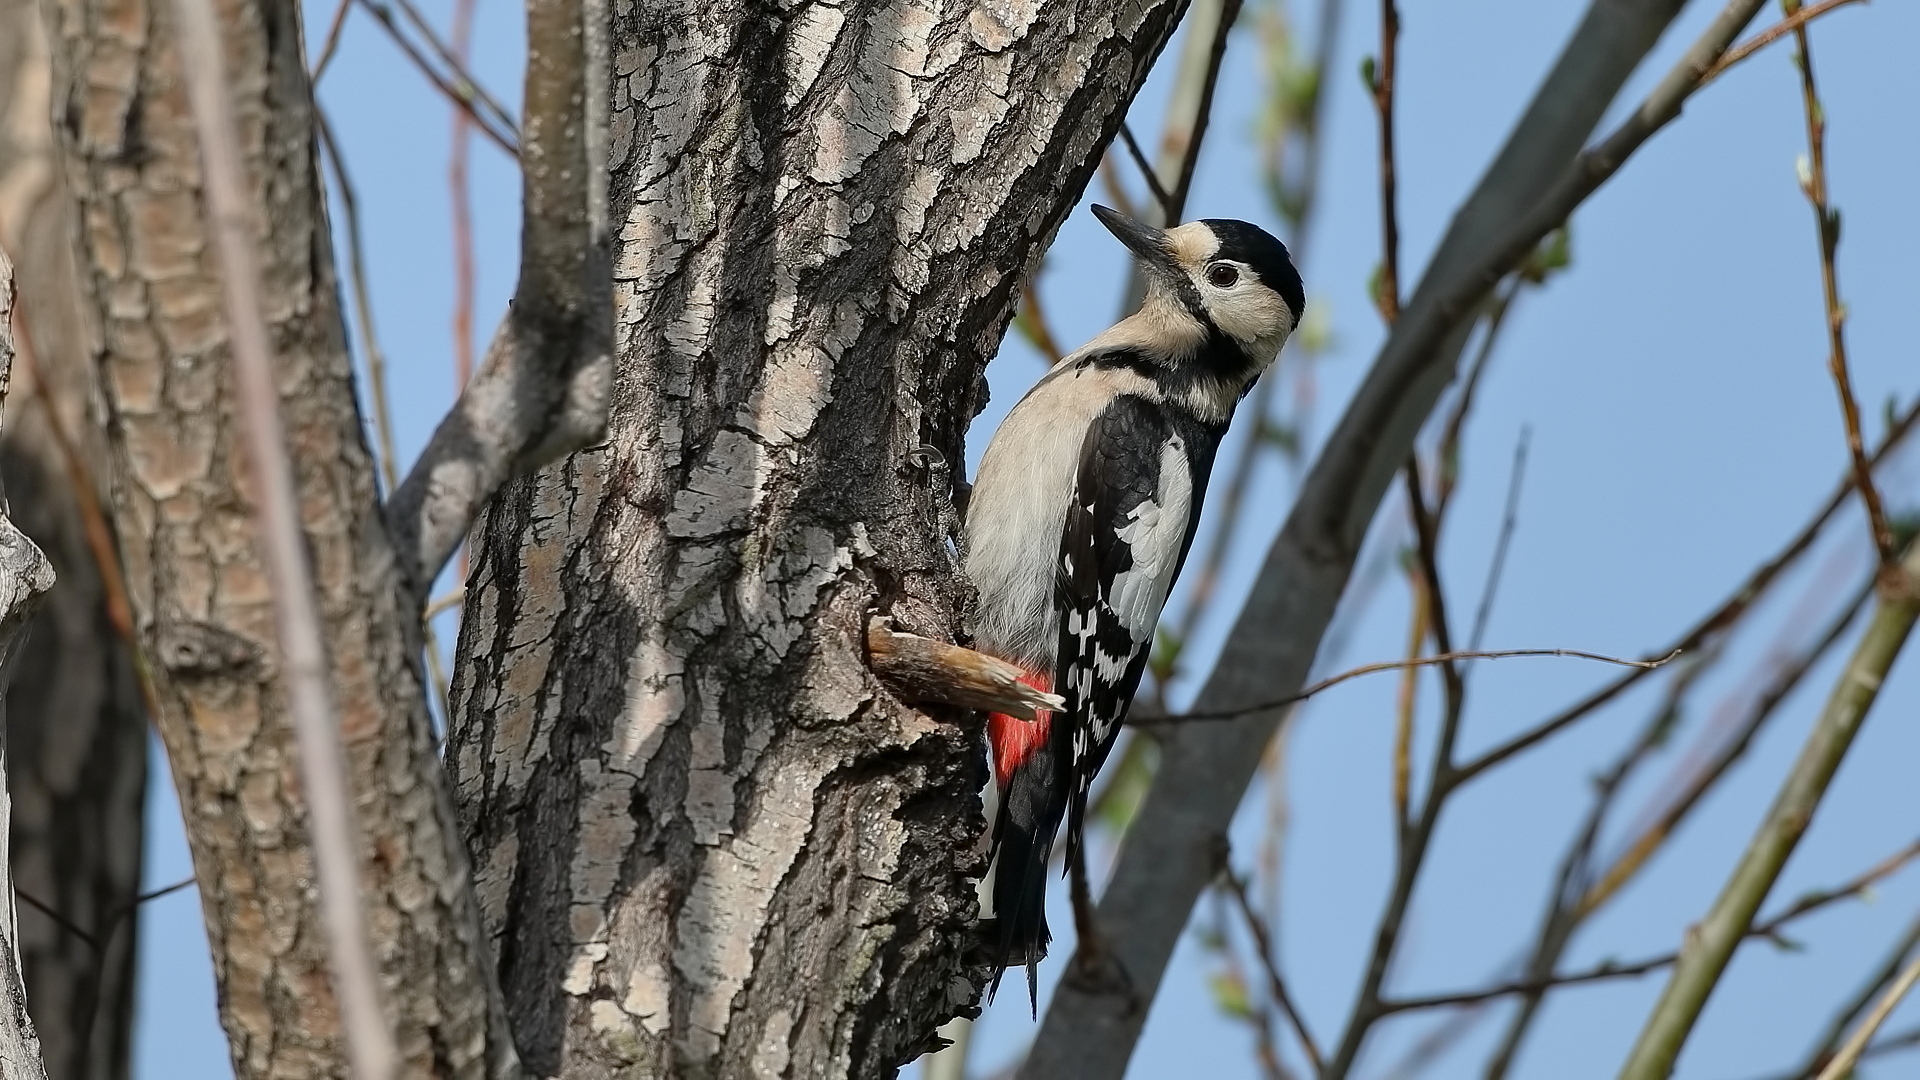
1023,0,1697,1076
0,2,146,1076
443,0,1188,1076
33,0,514,1074
0,247,58,1080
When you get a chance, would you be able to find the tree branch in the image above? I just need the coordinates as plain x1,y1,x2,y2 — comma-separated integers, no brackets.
383,0,612,600
1619,538,1920,1079
1785,4,1896,574
1457,391,1920,780
1369,0,1401,322
1381,836,1920,1016
170,1,397,1073
349,0,521,156
1132,647,1678,726
1221,866,1323,1073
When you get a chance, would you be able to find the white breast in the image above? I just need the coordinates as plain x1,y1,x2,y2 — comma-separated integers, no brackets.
964,362,1160,670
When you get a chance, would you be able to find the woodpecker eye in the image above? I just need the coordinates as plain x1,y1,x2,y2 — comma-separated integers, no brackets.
1206,263,1240,288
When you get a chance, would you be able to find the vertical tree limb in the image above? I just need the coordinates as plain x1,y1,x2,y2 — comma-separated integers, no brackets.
169,0,396,1068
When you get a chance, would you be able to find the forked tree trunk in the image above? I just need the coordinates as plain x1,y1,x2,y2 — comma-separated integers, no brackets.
444,1,1187,1075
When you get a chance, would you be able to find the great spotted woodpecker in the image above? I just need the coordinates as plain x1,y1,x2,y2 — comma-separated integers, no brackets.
965,205,1303,1003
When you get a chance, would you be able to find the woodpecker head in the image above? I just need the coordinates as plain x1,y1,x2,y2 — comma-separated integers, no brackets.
1091,204,1304,376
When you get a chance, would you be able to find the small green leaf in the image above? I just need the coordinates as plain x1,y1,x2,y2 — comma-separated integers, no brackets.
1359,55,1377,92
1208,970,1255,1020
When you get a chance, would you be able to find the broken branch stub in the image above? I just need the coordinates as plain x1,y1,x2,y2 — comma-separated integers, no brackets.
866,622,1063,721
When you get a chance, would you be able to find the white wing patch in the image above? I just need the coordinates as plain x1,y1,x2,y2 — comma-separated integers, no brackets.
1105,439,1194,644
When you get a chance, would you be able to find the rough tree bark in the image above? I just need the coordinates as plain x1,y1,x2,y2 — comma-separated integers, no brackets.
443,0,1188,1075
34,0,513,1074
0,247,58,1080
0,3,146,1076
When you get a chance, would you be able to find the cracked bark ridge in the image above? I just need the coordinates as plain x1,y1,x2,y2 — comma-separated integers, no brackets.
34,0,514,1075
0,3,145,1075
0,247,57,1080
444,0,1186,1076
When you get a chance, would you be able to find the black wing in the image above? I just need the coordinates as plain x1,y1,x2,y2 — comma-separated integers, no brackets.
1053,394,1200,865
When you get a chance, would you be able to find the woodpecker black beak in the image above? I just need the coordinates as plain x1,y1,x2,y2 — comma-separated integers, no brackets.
1091,204,1177,277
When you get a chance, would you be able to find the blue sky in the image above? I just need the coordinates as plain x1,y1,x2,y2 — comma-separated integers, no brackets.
133,1,1920,1077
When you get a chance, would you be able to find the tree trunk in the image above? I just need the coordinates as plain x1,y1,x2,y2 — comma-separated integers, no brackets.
446,2,1185,1076
0,5,147,1076
34,0,513,1074
0,246,59,1080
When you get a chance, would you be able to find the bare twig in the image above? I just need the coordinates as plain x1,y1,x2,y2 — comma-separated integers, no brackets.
1458,393,1920,780
424,588,467,621
384,0,611,599
1369,0,1400,322
448,0,478,390
388,0,518,136
310,0,354,80
1817,950,1920,1080
350,0,520,157
1468,427,1529,653
1116,123,1175,221
1222,867,1323,1073
1384,838,1920,1016
170,0,396,1072
1619,539,1920,1080
1484,568,1873,1078
1786,912,1920,1080
1578,577,1874,919
1786,6,1895,574
316,111,455,721
1132,648,1678,727
1699,0,1871,87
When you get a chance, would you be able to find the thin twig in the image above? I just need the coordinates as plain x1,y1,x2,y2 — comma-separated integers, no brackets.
171,0,396,1072
1817,950,1920,1080
424,588,467,621
1131,648,1679,727
1383,837,1920,1015
316,110,455,722
310,0,354,80
1619,538,1920,1079
1575,576,1875,919
1116,123,1175,221
388,0,518,135
1222,867,1323,1073
1456,393,1920,781
1786,6,1895,574
1698,0,1871,87
448,0,478,390
1786,912,1920,1080
1370,0,1401,322
1468,427,1529,653
350,0,520,157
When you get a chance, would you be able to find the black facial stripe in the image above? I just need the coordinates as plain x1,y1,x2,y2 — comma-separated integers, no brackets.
1199,218,1305,322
